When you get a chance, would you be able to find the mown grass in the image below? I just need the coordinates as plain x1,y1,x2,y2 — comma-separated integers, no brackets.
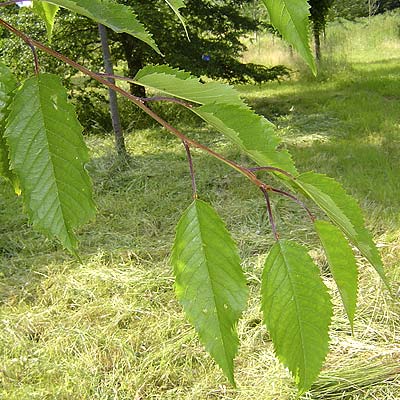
1,11,400,400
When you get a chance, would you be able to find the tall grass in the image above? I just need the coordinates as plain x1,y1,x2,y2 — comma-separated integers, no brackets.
243,9,400,72
1,11,400,400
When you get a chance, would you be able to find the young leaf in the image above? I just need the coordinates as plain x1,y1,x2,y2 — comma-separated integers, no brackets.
261,240,332,394
4,73,95,253
40,0,160,54
293,172,387,287
315,220,358,329
163,0,188,38
32,1,59,40
171,199,248,385
135,65,297,174
260,0,316,74
0,63,19,192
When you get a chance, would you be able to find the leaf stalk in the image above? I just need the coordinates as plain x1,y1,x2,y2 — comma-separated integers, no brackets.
261,186,279,241
182,140,197,199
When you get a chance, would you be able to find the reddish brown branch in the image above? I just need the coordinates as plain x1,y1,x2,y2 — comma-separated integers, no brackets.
271,188,315,222
261,187,279,241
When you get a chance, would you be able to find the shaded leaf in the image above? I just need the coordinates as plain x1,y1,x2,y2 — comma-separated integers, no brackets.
261,0,316,74
171,199,248,385
42,0,160,54
261,240,332,394
4,73,95,253
293,172,387,287
0,63,19,192
33,1,59,40
315,220,358,329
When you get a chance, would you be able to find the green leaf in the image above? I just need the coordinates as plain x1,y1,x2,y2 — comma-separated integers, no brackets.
135,65,244,106
163,0,188,38
195,104,297,175
41,0,160,54
315,220,358,329
171,199,248,385
0,63,19,193
293,172,387,287
135,65,297,174
261,0,316,74
33,1,59,40
0,63,18,94
261,240,332,394
4,73,95,253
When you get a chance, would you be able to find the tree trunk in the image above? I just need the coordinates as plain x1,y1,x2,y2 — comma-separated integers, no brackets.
313,28,321,62
98,24,128,158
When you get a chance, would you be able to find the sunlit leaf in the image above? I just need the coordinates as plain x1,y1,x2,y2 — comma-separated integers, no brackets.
293,172,387,287
163,0,188,38
195,104,297,174
4,73,95,253
260,0,316,74
33,1,59,40
171,199,248,385
261,239,332,394
315,220,358,329
135,65,243,106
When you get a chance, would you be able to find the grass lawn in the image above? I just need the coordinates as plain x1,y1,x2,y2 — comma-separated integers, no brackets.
1,11,400,400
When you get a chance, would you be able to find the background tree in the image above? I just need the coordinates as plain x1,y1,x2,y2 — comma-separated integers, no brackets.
308,0,335,61
330,0,400,19
377,0,400,12
98,23,127,157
